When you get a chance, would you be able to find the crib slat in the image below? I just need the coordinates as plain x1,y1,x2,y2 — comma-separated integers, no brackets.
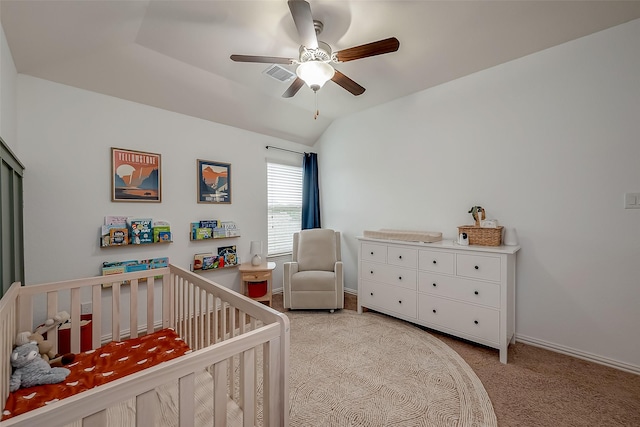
129,279,138,339
82,409,106,427
214,359,228,426
146,277,155,335
92,284,101,349
112,282,121,341
70,287,81,353
136,390,156,427
46,291,59,350
163,273,171,330
242,348,256,427
179,373,196,427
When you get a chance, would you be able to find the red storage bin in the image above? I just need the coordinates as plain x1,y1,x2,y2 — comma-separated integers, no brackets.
248,281,267,298
58,319,92,354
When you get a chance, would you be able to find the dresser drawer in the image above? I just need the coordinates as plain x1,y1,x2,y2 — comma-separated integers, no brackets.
456,254,501,282
361,262,417,290
361,243,387,263
418,272,500,308
361,280,417,319
418,294,499,343
387,246,418,268
418,250,454,275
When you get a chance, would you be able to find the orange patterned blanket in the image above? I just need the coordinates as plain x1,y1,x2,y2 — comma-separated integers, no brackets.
2,328,191,421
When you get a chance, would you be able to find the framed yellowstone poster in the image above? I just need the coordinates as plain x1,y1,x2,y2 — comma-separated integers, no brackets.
197,159,231,204
111,148,161,202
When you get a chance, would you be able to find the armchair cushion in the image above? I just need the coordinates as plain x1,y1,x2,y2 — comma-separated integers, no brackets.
296,229,337,272
290,269,340,292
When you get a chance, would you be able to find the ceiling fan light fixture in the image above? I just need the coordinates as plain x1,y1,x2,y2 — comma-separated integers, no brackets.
296,60,335,91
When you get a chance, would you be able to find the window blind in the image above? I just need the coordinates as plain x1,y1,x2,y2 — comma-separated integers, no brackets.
267,162,302,256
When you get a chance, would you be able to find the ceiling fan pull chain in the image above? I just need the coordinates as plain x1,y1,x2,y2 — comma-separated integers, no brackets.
314,91,319,120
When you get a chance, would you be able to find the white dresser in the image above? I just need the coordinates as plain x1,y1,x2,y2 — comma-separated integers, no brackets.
358,237,520,363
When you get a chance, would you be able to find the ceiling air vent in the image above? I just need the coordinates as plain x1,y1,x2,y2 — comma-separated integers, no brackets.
263,64,296,83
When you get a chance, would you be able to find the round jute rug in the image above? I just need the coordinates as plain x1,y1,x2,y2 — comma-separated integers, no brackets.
287,310,497,427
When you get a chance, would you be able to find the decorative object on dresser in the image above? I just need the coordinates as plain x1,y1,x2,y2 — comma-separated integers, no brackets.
283,229,344,312
459,206,504,246
358,236,520,363
250,241,263,266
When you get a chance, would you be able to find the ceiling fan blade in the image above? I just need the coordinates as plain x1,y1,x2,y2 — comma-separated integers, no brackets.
282,77,305,98
331,70,365,96
230,54,294,64
288,0,318,49
335,37,400,63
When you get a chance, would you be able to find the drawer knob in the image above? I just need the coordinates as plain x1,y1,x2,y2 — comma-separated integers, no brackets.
370,251,374,255
432,283,437,287
398,300,402,304
370,292,374,296
432,260,437,264
474,291,479,295
432,309,437,313
474,320,479,325
398,276,402,280
370,270,374,274
399,255,402,260
474,265,479,270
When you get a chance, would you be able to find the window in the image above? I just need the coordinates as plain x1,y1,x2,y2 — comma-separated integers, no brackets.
267,161,302,255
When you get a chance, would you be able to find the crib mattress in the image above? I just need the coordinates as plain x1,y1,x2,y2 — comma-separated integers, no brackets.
2,328,191,421
363,229,443,243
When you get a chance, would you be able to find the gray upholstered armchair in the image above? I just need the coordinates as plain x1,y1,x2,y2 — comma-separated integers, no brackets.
283,228,344,312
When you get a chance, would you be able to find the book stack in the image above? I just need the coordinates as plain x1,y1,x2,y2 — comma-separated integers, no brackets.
191,220,240,240
101,216,129,247
100,217,172,247
192,245,238,271
101,257,169,286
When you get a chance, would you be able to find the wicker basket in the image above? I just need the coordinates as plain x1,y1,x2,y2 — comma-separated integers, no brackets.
457,225,503,246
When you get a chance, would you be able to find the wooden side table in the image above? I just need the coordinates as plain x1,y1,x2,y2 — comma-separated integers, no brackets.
239,262,276,307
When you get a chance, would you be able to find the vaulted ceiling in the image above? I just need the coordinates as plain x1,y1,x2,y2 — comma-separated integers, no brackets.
3,1,640,146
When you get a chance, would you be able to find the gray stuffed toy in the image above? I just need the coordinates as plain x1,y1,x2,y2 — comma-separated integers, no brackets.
9,341,70,392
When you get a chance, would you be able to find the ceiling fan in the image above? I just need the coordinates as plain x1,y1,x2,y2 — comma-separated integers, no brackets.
230,0,400,99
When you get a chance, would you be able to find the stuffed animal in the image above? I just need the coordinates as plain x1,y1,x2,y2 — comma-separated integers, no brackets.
33,310,70,336
15,331,56,361
15,331,76,367
9,342,70,392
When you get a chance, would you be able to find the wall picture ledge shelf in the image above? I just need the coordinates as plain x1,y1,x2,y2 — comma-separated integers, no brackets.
191,264,240,273
189,234,240,241
100,240,172,248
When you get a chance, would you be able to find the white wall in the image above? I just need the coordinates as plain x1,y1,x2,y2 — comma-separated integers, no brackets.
17,76,305,296
0,21,17,147
316,19,640,371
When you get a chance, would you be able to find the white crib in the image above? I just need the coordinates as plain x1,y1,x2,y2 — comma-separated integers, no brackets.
0,264,290,426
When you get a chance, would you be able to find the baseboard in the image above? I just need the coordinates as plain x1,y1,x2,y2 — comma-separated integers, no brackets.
516,334,640,375
273,287,357,296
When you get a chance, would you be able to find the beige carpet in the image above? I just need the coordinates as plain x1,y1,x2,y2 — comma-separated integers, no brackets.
287,310,497,427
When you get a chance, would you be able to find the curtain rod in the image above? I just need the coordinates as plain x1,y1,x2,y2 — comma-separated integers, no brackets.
266,145,313,155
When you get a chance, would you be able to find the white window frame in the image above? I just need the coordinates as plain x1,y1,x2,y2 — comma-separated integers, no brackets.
267,160,303,256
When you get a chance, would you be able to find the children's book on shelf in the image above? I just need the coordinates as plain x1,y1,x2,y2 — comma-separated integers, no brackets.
196,228,212,240
105,216,128,226
218,245,238,266
152,220,172,243
109,228,129,245
193,252,212,271
128,218,153,244
201,254,220,270
199,220,221,229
